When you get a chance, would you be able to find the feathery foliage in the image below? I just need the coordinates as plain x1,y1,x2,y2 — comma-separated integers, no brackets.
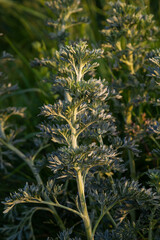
1,0,160,239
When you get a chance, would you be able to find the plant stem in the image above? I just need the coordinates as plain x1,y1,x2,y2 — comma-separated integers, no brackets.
92,212,104,237
76,170,93,240
128,149,136,180
128,149,136,224
109,175,116,194
0,122,6,139
150,135,160,149
126,52,137,225
126,50,134,125
148,207,157,240
92,202,118,237
128,50,134,75
0,139,42,183
106,210,117,228
137,231,146,240
71,107,93,240
126,104,133,125
127,51,136,180
40,201,83,217
71,108,78,149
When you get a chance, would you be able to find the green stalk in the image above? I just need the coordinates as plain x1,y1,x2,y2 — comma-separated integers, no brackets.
92,202,118,237
106,210,117,228
126,51,136,182
0,122,6,139
76,170,93,240
0,139,42,183
150,135,160,149
108,175,116,194
71,107,93,240
128,149,136,224
0,138,65,230
128,150,136,180
92,209,117,236
148,207,157,240
128,151,136,221
126,50,134,125
71,108,78,149
127,50,136,225
126,103,133,125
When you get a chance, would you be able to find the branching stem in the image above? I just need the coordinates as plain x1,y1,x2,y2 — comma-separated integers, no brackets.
71,106,93,239
92,202,118,237
0,138,65,230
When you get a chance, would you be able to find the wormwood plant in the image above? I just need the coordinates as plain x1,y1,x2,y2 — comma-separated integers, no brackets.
0,1,88,238
147,53,160,159
101,1,159,183
45,0,88,43
1,1,160,239
143,53,160,240
0,35,65,238
1,39,160,239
